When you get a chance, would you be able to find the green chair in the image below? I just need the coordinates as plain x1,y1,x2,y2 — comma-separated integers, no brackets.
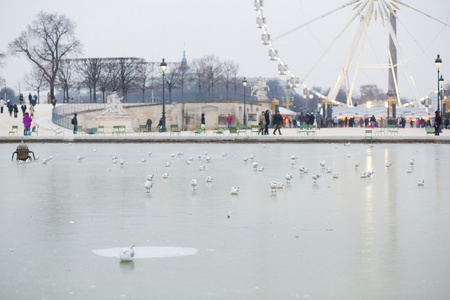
170,124,181,135
229,126,238,135
237,125,247,135
96,125,105,135
214,127,226,135
9,125,19,136
297,125,307,135
76,125,85,135
364,129,373,143
139,125,150,135
387,125,398,135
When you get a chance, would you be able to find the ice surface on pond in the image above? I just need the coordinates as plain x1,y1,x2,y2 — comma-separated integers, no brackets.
92,246,198,259
1,143,450,299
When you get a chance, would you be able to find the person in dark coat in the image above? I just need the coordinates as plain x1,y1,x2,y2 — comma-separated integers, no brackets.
201,113,205,128
71,113,78,134
272,111,283,135
264,110,270,135
434,110,442,136
21,103,27,116
13,104,18,118
146,118,152,131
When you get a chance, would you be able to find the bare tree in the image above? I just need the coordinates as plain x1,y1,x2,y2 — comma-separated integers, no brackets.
58,59,78,102
222,60,239,100
202,55,223,98
8,11,81,99
24,65,47,104
77,58,104,102
163,62,181,102
117,57,143,102
190,58,206,96
135,61,156,102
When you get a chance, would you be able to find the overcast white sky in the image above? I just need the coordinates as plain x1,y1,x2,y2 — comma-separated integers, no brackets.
1,0,450,100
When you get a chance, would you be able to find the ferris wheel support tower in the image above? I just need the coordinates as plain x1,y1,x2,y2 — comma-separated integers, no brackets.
387,1,399,119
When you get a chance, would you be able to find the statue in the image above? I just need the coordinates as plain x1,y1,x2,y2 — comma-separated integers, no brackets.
251,77,270,102
100,92,128,116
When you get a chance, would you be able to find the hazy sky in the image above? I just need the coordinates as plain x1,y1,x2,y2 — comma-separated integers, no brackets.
1,0,450,100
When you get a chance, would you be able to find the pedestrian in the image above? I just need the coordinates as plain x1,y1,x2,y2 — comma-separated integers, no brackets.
21,103,27,116
272,111,283,135
333,116,338,127
264,110,270,135
158,118,163,131
227,114,233,129
23,112,32,136
434,110,442,136
51,97,57,108
19,93,24,104
445,118,449,129
29,104,35,117
13,104,18,118
8,100,13,116
33,94,38,105
28,93,32,104
316,111,322,129
370,115,376,128
0,97,5,113
201,113,205,129
146,118,152,131
257,111,266,134
71,113,78,134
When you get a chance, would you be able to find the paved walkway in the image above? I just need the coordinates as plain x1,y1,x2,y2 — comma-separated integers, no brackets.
1,104,449,143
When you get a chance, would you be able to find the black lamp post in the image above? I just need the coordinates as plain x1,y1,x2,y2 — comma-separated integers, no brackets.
160,58,167,132
435,54,442,115
243,77,247,126
439,75,444,114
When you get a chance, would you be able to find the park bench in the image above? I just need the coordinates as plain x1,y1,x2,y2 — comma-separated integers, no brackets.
51,127,64,135
237,125,247,135
170,124,181,135
425,127,435,135
306,125,317,136
297,125,307,135
250,125,264,135
8,125,18,136
387,125,398,135
112,125,126,135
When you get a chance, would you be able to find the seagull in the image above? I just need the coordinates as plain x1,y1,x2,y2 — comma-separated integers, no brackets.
144,181,153,193
222,153,227,157
409,159,415,166
407,167,413,173
385,162,392,168
204,151,208,156
205,156,211,163
162,173,169,178
206,176,213,182
186,160,192,165
252,162,258,169
276,182,284,189
298,166,305,173
249,155,255,160
141,158,147,163
148,151,152,156
199,166,205,171
120,160,125,166
243,157,248,163
119,245,135,262
176,151,182,156
312,172,320,183
146,174,154,181
42,159,49,165
18,160,24,164
165,162,171,167
257,167,264,172
191,179,198,190
347,154,352,158
285,173,293,183
291,155,297,160
188,157,194,161
344,142,351,147
360,171,373,178
320,161,326,168
112,159,118,164
333,172,339,178
354,161,359,168
270,181,277,192
417,179,425,186
197,154,202,159
290,160,296,165
230,186,240,194
171,153,175,158
326,168,333,173
77,155,85,161
111,155,118,160
25,158,31,164
303,167,309,173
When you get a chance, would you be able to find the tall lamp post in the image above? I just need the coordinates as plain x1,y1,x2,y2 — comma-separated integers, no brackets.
435,54,442,115
160,58,167,132
439,75,444,114
242,77,247,126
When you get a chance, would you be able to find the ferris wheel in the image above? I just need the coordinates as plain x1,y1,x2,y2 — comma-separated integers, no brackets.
254,0,450,107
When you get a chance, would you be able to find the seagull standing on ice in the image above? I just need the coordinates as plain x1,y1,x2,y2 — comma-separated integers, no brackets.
119,245,135,262
231,187,240,195
312,172,320,183
270,181,277,192
417,179,425,186
162,173,169,178
252,162,259,169
77,155,85,161
409,159,415,166
191,179,198,190
146,174,154,181
199,166,206,171
144,181,153,193
385,162,392,168
285,173,293,183
354,161,359,168
206,176,213,182
320,161,326,168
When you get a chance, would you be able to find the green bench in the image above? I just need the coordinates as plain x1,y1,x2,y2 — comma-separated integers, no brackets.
170,124,181,135
237,125,247,135
387,125,398,135
112,125,126,135
250,125,264,135
364,129,373,143
425,127,435,135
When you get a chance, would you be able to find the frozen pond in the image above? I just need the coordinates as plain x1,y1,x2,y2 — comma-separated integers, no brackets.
1,142,449,299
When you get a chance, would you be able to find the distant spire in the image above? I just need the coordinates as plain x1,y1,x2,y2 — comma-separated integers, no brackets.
181,50,187,69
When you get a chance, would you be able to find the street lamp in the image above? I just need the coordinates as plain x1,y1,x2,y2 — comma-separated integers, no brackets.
435,54,442,115
242,77,247,126
160,58,167,132
439,75,444,114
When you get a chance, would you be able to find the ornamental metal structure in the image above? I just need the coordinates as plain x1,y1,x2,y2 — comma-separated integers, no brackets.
254,0,450,108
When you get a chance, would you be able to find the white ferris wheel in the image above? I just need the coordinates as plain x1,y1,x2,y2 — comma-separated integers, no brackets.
254,0,450,108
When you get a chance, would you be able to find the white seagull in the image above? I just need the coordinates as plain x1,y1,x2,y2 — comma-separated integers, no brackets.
148,151,152,156
77,155,85,161
270,181,277,192
326,168,333,173
141,158,147,163
320,161,326,168
165,162,172,167
252,162,259,169
312,172,320,183
205,156,211,163
243,157,248,163
162,173,169,178
146,174,154,181
409,159,415,166
333,172,339,178
120,160,125,166
290,160,296,165
191,179,198,190
276,182,284,189
258,167,264,172
417,179,425,186
231,186,240,195
385,162,392,168
119,245,135,262
285,173,293,183
407,167,413,173
199,166,206,171
144,181,153,193
354,161,359,168
206,176,213,182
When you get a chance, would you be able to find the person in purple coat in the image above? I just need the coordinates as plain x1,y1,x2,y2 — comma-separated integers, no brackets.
23,112,33,136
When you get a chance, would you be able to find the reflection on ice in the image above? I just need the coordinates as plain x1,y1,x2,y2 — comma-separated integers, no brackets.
92,247,198,259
